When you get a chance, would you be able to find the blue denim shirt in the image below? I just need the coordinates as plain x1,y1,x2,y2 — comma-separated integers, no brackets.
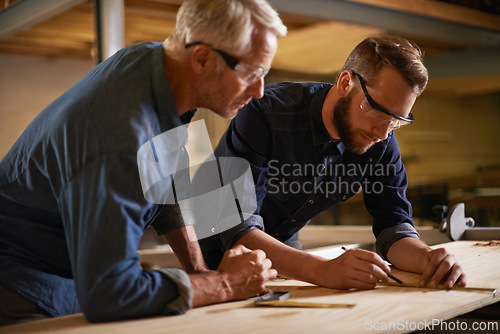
199,82,419,269
0,42,194,321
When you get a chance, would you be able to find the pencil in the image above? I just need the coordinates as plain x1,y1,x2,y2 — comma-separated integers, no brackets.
341,246,403,284
386,272,403,284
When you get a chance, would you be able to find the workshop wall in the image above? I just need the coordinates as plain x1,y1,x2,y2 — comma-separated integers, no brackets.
398,93,500,184
0,54,93,159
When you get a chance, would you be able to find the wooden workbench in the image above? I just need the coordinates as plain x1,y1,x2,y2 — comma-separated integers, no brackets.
3,241,499,334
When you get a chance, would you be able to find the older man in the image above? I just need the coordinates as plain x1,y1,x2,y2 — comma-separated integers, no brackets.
0,0,286,325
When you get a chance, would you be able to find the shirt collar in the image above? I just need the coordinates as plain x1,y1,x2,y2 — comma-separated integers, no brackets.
308,84,347,155
151,43,195,132
309,84,333,147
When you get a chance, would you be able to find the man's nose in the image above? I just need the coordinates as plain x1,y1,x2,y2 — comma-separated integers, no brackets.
372,121,392,141
246,77,264,99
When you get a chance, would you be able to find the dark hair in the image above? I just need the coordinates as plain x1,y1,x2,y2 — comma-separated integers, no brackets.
339,35,428,95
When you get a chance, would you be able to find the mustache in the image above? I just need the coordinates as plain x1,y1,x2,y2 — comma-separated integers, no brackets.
234,98,252,108
360,131,379,143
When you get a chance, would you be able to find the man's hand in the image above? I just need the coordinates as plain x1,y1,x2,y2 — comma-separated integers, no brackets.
236,229,395,290
189,245,276,307
217,245,277,300
387,237,467,289
318,248,392,289
419,248,467,289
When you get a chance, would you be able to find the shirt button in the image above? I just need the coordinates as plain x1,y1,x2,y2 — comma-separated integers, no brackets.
308,199,314,204
290,219,296,224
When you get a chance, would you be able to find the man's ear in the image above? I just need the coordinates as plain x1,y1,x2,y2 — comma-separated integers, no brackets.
190,45,212,74
336,70,353,97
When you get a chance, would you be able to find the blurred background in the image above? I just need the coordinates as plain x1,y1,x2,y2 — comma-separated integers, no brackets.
1,0,499,241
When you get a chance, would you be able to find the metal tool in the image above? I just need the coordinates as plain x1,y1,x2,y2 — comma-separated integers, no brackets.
254,291,356,308
378,282,498,296
438,203,500,241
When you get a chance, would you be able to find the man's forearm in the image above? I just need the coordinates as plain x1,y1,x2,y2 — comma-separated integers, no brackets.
163,226,209,273
386,237,430,273
387,236,466,288
235,229,328,285
236,229,397,290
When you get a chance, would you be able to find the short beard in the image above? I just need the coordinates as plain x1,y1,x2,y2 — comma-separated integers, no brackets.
333,92,370,155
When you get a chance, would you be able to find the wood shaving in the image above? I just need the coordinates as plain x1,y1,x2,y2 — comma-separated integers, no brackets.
473,240,500,247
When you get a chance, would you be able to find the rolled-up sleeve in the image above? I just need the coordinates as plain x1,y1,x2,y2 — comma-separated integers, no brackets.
218,215,265,251
156,268,192,315
375,223,420,260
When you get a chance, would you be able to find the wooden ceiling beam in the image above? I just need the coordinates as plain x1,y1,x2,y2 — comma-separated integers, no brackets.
8,26,93,42
124,0,179,19
268,0,500,47
26,21,92,42
43,10,93,26
0,0,87,40
0,43,91,58
1,33,91,49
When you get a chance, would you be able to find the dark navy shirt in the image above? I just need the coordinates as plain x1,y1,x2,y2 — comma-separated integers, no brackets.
0,42,194,321
199,82,419,269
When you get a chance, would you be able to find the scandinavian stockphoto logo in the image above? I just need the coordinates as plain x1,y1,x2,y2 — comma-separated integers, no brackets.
266,159,397,197
137,120,257,240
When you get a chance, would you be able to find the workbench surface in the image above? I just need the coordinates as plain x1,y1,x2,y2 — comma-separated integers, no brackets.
3,241,499,334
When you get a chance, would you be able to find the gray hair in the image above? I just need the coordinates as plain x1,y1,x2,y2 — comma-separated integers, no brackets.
164,0,287,60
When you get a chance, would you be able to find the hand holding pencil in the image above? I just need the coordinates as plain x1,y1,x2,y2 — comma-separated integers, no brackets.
316,246,398,290
342,247,403,284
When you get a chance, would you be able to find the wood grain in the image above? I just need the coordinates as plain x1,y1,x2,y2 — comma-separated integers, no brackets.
4,241,499,334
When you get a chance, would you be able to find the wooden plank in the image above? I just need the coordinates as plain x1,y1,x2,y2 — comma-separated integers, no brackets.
0,43,91,58
6,25,93,43
37,9,93,28
125,15,176,40
125,0,180,20
4,241,499,333
1,34,91,51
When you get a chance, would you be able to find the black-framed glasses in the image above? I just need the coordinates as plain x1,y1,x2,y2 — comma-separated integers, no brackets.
351,71,414,130
185,41,269,86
